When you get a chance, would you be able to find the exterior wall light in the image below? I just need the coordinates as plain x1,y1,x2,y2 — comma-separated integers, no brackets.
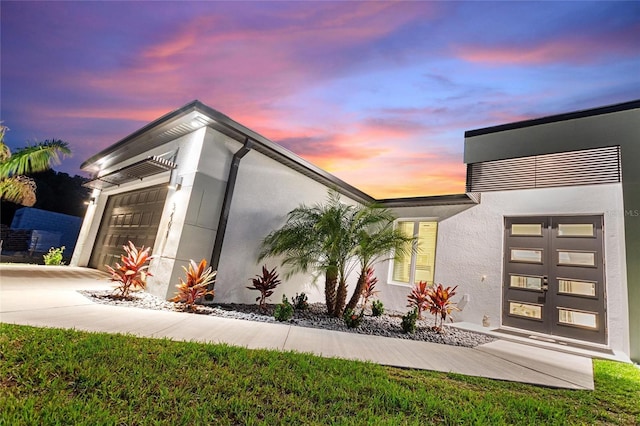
168,174,183,191
84,197,96,205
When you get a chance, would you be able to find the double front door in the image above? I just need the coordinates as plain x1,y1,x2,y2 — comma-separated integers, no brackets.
503,216,606,344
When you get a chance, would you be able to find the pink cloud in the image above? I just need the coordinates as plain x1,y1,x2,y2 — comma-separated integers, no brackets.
333,151,467,198
235,109,466,198
457,41,583,65
52,107,174,123
73,2,436,110
8,2,448,195
265,127,390,167
456,23,640,65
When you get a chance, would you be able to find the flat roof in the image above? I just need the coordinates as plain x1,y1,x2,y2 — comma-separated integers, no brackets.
465,99,640,138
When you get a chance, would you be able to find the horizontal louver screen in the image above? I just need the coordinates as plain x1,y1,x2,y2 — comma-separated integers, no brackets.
83,156,177,190
466,146,620,192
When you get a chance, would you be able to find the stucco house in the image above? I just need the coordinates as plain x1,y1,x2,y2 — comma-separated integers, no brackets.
71,99,639,363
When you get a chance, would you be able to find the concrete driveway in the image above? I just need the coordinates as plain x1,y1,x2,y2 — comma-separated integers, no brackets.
0,264,594,390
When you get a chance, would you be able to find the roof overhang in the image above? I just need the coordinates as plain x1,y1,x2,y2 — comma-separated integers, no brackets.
81,103,214,173
83,156,176,190
81,100,374,204
378,193,480,208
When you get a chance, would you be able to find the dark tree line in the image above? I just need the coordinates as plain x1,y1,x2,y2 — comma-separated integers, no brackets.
1,169,90,226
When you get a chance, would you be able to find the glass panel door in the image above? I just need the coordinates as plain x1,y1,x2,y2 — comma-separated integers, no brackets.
550,216,606,343
502,217,549,335
503,216,606,344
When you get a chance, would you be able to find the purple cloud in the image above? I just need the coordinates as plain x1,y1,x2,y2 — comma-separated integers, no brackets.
1,1,638,198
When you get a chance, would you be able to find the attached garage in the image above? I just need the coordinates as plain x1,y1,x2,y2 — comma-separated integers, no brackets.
89,184,168,270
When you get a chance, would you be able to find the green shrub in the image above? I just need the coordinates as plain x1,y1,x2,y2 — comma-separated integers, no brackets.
274,295,294,322
371,300,384,317
343,308,364,328
43,246,65,265
291,292,309,310
401,309,418,334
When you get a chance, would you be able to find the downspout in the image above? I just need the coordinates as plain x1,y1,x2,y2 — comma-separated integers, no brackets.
210,137,253,272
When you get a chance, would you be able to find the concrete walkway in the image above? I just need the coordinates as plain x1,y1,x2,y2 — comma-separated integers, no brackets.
0,264,594,390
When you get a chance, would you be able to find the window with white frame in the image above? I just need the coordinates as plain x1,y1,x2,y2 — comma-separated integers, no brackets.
391,221,438,285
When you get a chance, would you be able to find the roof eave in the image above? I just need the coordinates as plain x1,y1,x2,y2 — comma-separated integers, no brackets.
80,100,375,204
80,100,202,170
378,193,479,208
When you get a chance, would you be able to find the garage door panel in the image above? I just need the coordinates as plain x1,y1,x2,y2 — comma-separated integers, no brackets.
132,212,142,227
89,184,168,271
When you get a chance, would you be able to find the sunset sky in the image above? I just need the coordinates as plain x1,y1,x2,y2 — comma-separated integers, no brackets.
2,1,639,198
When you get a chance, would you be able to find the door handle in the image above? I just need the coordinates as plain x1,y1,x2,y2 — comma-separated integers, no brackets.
542,276,549,291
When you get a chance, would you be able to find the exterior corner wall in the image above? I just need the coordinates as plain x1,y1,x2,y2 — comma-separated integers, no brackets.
621,141,640,363
148,127,241,300
615,112,640,363
70,187,102,267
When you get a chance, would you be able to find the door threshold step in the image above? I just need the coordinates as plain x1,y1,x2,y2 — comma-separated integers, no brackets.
492,328,634,362
450,322,631,363
496,327,612,353
527,335,558,344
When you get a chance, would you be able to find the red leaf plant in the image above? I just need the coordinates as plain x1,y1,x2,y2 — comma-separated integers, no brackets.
360,267,379,313
171,259,216,311
426,283,460,331
106,241,153,299
407,280,430,320
247,265,282,312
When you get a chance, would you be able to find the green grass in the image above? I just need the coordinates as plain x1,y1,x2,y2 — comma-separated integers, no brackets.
1,324,638,425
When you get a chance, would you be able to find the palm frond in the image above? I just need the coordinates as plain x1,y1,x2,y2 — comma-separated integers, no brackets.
0,176,37,206
0,139,70,178
0,143,11,163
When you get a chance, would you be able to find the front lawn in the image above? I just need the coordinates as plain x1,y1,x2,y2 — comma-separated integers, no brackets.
1,324,638,425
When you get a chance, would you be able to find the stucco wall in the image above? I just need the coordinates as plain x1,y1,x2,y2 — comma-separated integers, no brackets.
214,147,361,305
148,127,241,300
375,183,629,357
73,123,364,305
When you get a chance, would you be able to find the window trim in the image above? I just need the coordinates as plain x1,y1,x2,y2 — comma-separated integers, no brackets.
388,218,438,287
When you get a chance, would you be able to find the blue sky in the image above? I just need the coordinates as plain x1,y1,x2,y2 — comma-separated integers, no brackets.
2,1,638,197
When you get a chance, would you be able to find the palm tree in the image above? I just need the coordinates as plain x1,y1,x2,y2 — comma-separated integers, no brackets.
344,206,415,312
259,190,356,316
259,190,415,317
0,124,70,206
315,193,356,316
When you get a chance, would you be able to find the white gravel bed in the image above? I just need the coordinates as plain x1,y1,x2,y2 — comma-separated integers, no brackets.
79,290,496,348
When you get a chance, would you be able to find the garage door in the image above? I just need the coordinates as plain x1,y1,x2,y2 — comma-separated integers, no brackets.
89,184,168,271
